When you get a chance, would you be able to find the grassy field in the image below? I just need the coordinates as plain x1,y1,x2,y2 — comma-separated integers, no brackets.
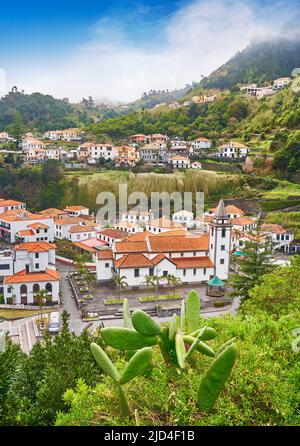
0,308,53,320
263,181,300,199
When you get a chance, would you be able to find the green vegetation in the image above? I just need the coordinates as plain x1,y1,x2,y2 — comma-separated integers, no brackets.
0,87,92,132
104,298,125,305
198,38,300,91
0,308,52,320
230,236,274,301
265,212,300,240
138,294,181,302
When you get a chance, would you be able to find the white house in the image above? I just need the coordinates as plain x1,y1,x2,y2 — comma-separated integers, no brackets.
230,217,257,232
22,137,46,152
95,200,231,286
97,228,128,247
2,241,59,305
139,143,168,165
0,210,54,243
172,210,194,227
120,210,152,225
206,204,244,220
261,224,294,252
78,142,116,163
170,138,190,154
54,216,97,240
43,128,83,142
68,224,99,242
147,217,185,234
0,249,14,296
273,77,292,90
190,137,212,152
169,156,190,169
0,198,26,214
63,205,89,217
217,142,250,158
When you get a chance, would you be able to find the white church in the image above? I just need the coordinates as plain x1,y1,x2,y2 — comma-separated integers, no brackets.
94,200,232,287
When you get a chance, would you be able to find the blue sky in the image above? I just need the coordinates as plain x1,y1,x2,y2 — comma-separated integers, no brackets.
0,0,299,102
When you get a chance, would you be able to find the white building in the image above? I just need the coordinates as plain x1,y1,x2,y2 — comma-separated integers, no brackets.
22,137,46,152
120,210,152,225
95,200,231,286
217,142,250,158
2,241,60,305
273,77,292,90
206,204,244,220
63,206,89,217
172,210,194,227
139,143,168,165
170,138,190,154
261,223,294,252
43,128,84,142
0,210,54,243
190,137,212,152
170,155,191,169
147,217,185,234
0,198,26,214
54,216,97,240
68,224,99,242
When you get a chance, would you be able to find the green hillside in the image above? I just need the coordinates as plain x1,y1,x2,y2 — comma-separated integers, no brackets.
197,38,300,91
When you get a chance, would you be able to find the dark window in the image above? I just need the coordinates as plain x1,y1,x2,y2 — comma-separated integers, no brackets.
35,263,39,269
163,270,168,277
0,264,10,270
221,245,225,251
181,253,184,257
105,262,109,268
193,269,196,275
221,228,226,238
149,268,154,276
35,253,39,258
220,259,225,265
183,269,186,276
193,252,196,257
134,269,140,277
204,268,207,275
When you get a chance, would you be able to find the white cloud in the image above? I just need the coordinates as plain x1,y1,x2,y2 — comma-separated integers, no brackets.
5,0,299,103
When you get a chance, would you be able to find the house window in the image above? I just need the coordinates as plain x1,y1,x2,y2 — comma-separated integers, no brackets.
105,263,110,268
193,269,196,276
149,268,154,276
35,253,39,258
193,252,196,257
134,269,140,277
221,245,225,251
204,268,207,275
221,228,226,238
163,271,168,277
183,269,186,277
35,263,39,269
181,253,184,257
220,259,225,265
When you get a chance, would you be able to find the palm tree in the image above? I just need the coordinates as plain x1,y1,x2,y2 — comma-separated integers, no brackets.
33,289,48,324
112,273,128,300
142,274,156,289
161,274,181,296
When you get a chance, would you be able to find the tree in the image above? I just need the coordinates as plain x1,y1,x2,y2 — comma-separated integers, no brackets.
6,112,25,150
230,235,274,302
161,274,181,296
112,273,128,299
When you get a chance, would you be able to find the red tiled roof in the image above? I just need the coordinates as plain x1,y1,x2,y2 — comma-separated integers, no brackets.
15,242,56,252
148,218,183,229
172,256,213,268
115,241,148,254
28,222,49,230
0,199,25,207
99,228,128,239
148,234,209,253
125,231,153,241
97,249,114,260
114,254,153,269
4,268,60,284
16,230,35,237
261,224,288,235
0,210,50,222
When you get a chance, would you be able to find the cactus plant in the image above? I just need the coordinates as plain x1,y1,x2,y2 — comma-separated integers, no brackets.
90,342,152,418
99,291,237,412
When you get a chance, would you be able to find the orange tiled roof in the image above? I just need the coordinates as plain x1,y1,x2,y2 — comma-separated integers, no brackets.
125,231,153,241
15,242,56,252
16,229,35,236
97,249,114,260
148,234,209,253
4,268,60,284
0,210,50,222
28,222,49,230
261,223,288,234
114,253,153,269
64,205,89,211
154,229,187,237
230,217,255,226
39,208,67,218
172,256,213,268
0,199,25,207
69,225,97,234
54,216,87,226
115,241,148,254
151,253,170,265
99,228,128,239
